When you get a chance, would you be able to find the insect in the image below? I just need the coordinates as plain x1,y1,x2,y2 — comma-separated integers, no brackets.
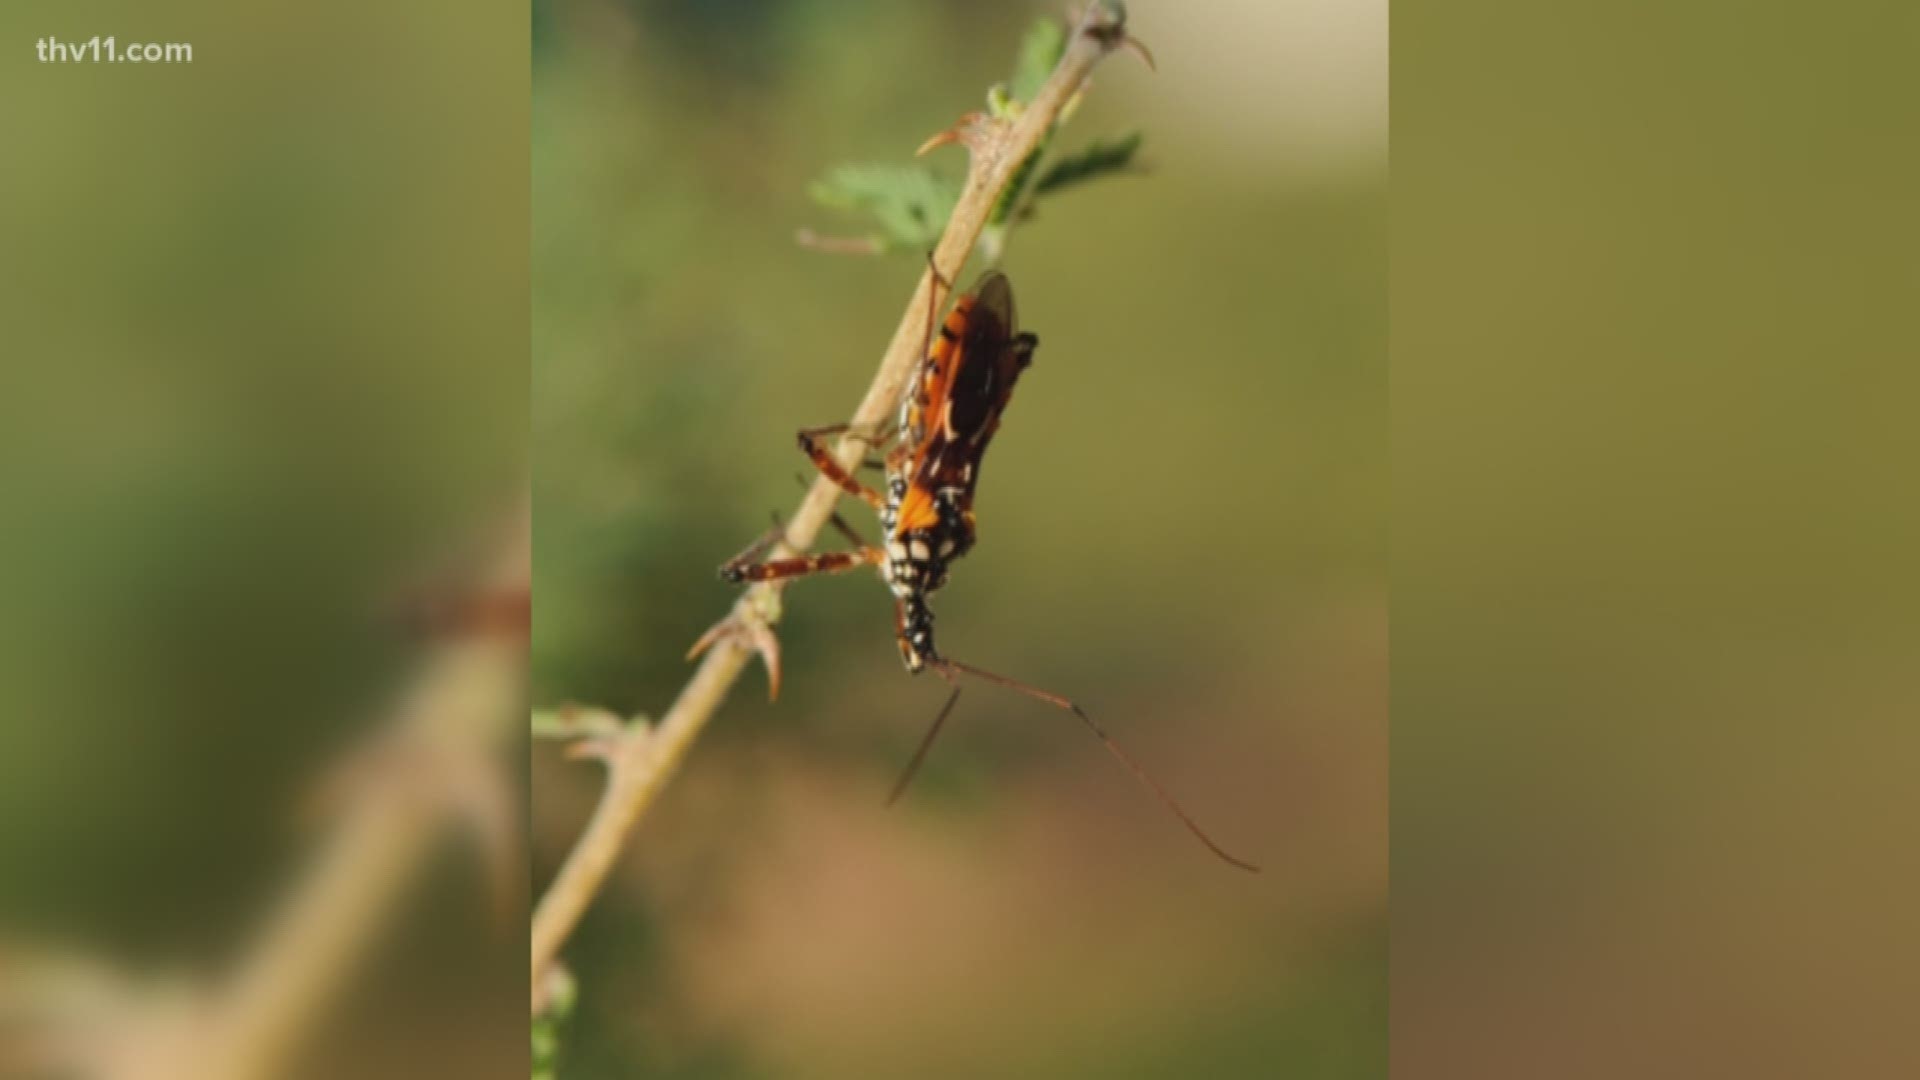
720,269,1256,872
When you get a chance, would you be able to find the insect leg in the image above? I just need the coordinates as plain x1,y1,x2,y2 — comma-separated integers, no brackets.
720,546,884,584
719,504,884,582
796,424,890,510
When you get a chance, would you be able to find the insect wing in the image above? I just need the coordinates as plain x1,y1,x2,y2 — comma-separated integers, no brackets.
912,272,1033,496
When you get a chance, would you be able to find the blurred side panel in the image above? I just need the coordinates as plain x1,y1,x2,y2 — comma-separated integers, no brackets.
1394,1,1919,1077
0,0,527,1077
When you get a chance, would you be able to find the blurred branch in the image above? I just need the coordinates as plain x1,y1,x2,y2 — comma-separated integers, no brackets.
169,504,528,1080
528,0,1151,1011
11,506,530,1078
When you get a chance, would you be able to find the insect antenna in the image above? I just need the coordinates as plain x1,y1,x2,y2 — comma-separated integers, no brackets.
927,656,1260,873
885,685,962,807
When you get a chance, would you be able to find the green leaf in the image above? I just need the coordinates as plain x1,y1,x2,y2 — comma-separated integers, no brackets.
808,164,962,249
1009,17,1067,104
1032,132,1145,197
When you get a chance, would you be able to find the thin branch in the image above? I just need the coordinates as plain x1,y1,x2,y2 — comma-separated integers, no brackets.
528,0,1148,1008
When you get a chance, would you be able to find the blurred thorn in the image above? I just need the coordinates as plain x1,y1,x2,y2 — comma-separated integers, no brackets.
684,616,732,663
561,717,649,768
795,228,883,256
561,735,619,766
300,727,520,926
915,128,959,157
531,704,627,742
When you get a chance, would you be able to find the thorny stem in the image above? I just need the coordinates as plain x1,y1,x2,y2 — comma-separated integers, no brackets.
527,1,1148,1010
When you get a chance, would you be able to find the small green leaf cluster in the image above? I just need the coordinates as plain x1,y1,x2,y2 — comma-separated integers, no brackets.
804,15,1144,261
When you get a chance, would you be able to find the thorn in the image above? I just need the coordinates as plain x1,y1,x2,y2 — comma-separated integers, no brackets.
1122,33,1156,71
685,616,731,662
563,733,627,766
686,609,783,702
916,111,998,158
546,710,648,768
915,128,960,157
745,617,783,702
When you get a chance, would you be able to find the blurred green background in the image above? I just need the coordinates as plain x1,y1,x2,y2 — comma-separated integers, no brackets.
1392,2,1920,1077
532,1,1385,1077
0,2,526,1075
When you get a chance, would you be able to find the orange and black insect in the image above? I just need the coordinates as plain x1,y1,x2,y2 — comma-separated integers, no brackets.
722,270,1256,872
